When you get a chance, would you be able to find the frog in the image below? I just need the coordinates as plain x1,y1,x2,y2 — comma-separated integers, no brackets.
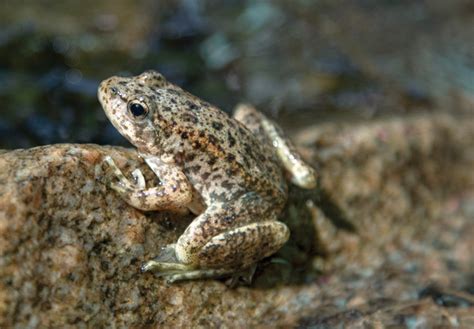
98,70,317,283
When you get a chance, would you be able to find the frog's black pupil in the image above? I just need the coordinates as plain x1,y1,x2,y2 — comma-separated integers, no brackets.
130,103,145,117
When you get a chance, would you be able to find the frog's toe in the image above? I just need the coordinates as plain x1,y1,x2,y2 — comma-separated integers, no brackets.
141,259,192,273
100,156,126,185
101,155,120,173
159,268,237,283
131,168,146,188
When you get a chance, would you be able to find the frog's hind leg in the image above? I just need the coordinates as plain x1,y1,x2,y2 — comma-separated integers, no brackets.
233,104,317,189
142,192,289,282
196,221,289,269
143,221,289,283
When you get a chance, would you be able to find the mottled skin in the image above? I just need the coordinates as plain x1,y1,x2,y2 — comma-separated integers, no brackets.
98,70,316,282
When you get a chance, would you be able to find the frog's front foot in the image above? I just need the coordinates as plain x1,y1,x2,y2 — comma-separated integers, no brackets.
100,154,193,212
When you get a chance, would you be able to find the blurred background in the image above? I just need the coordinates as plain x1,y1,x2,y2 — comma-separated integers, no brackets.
0,0,473,149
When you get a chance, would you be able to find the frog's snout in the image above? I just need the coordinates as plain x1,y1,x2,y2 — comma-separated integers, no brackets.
97,79,111,105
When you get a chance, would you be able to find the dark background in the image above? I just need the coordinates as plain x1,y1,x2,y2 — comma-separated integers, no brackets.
0,0,473,149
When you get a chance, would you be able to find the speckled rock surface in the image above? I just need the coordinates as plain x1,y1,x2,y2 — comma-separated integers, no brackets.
1,114,473,328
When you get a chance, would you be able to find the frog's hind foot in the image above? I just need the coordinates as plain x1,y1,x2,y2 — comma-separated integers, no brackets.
141,259,236,283
141,242,258,284
141,259,192,273
141,244,236,283
141,243,189,273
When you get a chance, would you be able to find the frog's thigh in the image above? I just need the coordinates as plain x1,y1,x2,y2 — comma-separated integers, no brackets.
102,155,192,211
197,221,289,268
175,193,275,264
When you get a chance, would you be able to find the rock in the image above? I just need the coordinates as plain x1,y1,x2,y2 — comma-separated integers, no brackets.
0,114,473,327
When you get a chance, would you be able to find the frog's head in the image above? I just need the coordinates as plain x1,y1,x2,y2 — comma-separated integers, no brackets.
98,70,170,153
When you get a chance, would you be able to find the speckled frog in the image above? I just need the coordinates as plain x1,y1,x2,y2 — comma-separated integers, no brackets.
98,70,316,282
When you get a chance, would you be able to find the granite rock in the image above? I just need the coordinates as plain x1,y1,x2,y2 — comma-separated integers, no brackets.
0,114,473,328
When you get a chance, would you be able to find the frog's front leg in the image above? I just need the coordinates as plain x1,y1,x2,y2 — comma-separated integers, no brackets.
142,193,290,282
102,154,193,212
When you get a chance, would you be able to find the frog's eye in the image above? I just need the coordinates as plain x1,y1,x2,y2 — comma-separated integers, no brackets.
127,101,149,119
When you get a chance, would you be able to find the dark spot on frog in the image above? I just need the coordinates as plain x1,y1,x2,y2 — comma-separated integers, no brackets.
174,151,186,165
163,106,172,112
244,143,253,156
192,141,202,149
186,100,199,111
163,130,171,139
226,153,236,162
118,81,127,86
166,88,179,95
226,168,237,176
201,172,211,180
221,215,235,225
185,153,195,162
221,180,233,190
207,156,217,166
207,134,218,146
211,173,222,180
187,165,201,173
155,113,165,122
209,191,226,202
199,130,206,138
212,121,224,130
200,101,211,108
181,132,188,139
227,132,236,147
182,113,198,124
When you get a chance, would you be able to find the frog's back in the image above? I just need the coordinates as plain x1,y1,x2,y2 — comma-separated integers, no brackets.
155,86,286,204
